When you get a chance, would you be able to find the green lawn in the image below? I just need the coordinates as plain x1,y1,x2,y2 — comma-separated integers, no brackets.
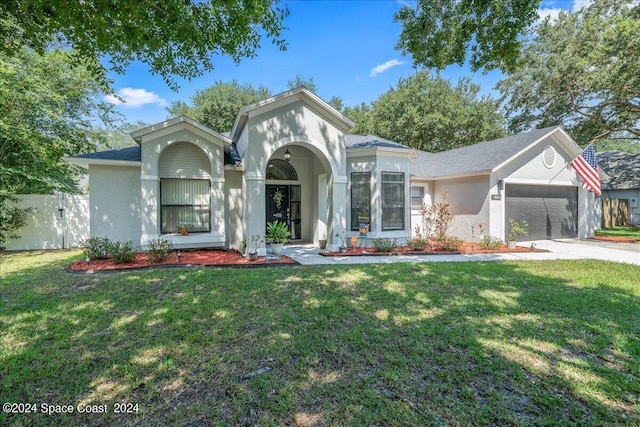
596,225,640,239
1,250,639,426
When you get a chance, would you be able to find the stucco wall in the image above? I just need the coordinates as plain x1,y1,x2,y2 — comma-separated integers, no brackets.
433,176,490,241
602,189,640,225
89,164,142,244
5,194,89,250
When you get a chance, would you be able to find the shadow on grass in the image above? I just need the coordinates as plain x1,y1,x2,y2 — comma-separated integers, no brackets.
1,255,638,426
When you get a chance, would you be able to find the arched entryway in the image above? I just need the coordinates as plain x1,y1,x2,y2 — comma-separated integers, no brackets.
265,159,301,240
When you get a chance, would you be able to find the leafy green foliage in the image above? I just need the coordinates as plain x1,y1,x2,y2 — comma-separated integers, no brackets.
437,236,464,252
167,79,272,133
80,237,112,260
508,219,528,242
478,235,503,250
266,221,290,244
146,239,175,263
0,194,32,245
498,0,640,148
344,72,506,152
372,238,399,252
109,240,136,264
0,48,114,195
0,0,289,90
394,0,540,73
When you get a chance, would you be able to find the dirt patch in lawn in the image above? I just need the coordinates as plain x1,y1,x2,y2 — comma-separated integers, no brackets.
322,242,546,257
69,249,297,272
591,236,640,243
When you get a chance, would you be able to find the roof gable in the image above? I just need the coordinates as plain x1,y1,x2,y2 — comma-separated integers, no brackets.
230,87,354,140
130,115,232,146
411,126,581,179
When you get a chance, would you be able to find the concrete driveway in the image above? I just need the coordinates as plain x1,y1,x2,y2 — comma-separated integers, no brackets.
524,239,639,266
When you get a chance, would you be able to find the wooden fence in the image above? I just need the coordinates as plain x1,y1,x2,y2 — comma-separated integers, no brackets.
602,198,629,228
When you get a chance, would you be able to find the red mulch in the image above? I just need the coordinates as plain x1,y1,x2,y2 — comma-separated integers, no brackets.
322,242,546,257
591,236,639,243
69,249,296,272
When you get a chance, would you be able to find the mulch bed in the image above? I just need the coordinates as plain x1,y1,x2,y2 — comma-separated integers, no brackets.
69,249,297,272
322,242,546,257
591,236,640,243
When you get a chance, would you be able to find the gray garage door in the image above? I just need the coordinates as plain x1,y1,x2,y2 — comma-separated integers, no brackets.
506,185,578,240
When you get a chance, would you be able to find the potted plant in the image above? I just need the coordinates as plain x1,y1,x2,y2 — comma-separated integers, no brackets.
247,234,263,261
266,220,290,255
175,223,192,236
507,218,528,249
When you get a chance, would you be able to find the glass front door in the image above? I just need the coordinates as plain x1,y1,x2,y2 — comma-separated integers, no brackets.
266,185,301,240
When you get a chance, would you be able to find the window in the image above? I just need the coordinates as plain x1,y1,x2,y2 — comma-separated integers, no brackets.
411,186,424,209
161,179,210,233
351,172,371,231
266,159,298,180
382,172,405,230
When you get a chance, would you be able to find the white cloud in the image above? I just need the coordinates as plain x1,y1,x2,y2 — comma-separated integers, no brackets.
537,0,594,22
370,59,404,77
104,87,167,108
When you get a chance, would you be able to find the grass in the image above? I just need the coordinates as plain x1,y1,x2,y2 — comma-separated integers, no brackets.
1,250,639,426
596,225,640,239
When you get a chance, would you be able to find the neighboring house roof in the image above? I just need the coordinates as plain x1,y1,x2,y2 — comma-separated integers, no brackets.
597,150,640,190
230,87,355,140
345,134,412,150
410,126,579,179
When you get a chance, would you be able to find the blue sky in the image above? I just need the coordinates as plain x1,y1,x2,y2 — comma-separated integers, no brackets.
104,0,587,126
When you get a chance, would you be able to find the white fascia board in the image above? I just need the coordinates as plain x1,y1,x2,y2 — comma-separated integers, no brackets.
130,115,232,146
347,147,416,159
63,156,141,168
411,170,492,181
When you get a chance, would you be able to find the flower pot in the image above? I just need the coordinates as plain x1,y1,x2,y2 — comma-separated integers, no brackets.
339,246,347,253
319,239,327,249
249,252,258,261
507,240,517,249
181,231,189,236
270,243,284,255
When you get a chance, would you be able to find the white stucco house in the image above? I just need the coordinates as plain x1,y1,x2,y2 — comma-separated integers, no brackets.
66,87,599,253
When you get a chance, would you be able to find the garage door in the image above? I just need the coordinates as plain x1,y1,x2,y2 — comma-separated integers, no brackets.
506,185,578,240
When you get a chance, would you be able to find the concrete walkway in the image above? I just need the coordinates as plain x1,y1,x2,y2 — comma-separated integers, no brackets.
282,239,639,266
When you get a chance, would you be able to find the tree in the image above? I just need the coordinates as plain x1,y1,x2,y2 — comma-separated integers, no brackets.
0,48,115,195
286,74,344,111
395,0,540,73
345,72,506,152
0,0,288,90
167,80,272,133
497,0,640,149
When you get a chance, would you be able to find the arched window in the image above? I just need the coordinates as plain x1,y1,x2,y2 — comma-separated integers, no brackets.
266,159,298,180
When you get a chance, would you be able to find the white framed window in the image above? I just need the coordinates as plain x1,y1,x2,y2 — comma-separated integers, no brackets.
411,186,424,209
382,172,405,231
351,172,371,231
160,179,211,233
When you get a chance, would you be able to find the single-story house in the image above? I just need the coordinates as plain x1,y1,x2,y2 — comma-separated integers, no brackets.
66,87,600,253
597,150,640,225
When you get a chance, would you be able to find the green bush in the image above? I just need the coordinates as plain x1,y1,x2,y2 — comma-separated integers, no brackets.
146,239,174,263
408,237,429,251
80,237,111,260
266,220,290,244
439,236,464,252
372,238,398,253
109,240,136,264
478,235,503,250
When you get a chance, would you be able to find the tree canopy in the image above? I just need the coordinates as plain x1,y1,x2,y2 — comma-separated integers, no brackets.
344,72,506,152
0,0,289,90
0,48,114,195
167,80,272,133
395,0,540,73
497,0,640,149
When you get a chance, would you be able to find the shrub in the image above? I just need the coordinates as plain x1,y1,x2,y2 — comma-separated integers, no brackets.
109,240,136,264
266,220,290,244
146,239,174,263
439,236,464,252
420,191,455,241
478,235,503,250
372,238,398,252
80,237,111,260
408,237,428,251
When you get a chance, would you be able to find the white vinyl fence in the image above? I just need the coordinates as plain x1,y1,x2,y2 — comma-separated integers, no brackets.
5,194,89,251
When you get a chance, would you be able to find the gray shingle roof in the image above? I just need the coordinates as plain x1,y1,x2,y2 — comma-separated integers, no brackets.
72,146,141,162
345,134,412,150
411,126,561,178
597,150,640,190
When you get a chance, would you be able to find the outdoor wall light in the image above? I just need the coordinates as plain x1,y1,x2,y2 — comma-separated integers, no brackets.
284,148,291,162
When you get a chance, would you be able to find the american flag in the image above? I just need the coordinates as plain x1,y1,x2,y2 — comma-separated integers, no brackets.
570,144,601,196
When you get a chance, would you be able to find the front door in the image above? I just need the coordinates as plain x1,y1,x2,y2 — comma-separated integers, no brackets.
266,185,301,240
